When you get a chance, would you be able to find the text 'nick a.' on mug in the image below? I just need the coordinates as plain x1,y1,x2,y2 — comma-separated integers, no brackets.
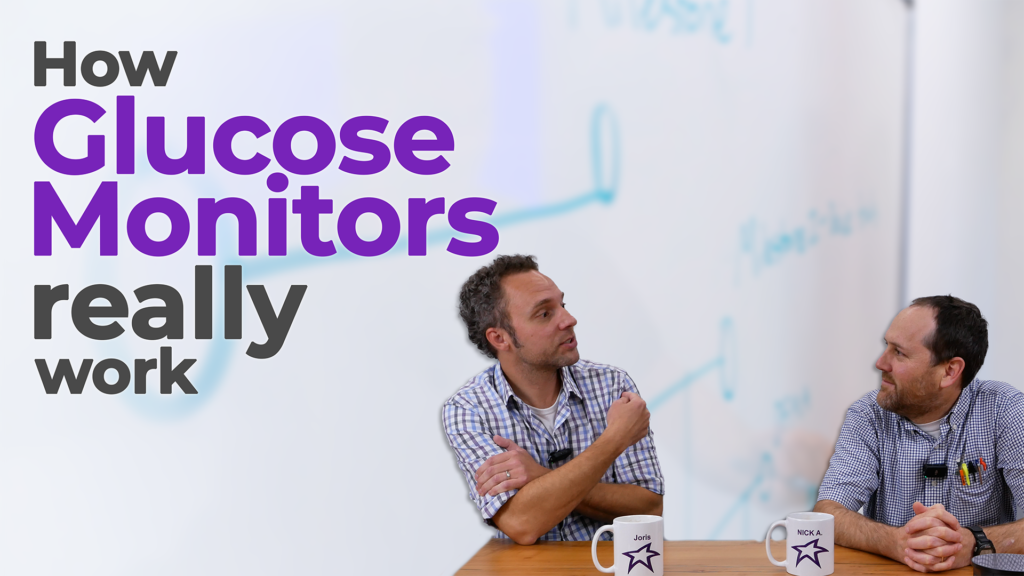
766,512,835,576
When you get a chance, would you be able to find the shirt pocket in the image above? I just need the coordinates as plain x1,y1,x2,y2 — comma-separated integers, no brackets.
951,474,998,520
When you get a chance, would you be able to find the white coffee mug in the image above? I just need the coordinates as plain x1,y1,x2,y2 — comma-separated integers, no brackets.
765,512,834,576
591,515,664,576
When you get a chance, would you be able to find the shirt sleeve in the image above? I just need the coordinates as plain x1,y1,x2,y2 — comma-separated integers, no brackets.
817,399,881,512
613,372,665,495
442,398,516,522
996,390,1024,518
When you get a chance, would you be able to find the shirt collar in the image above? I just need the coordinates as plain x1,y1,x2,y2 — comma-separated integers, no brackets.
492,364,517,409
560,365,583,399
945,378,979,428
492,363,583,409
897,378,979,433
901,377,978,430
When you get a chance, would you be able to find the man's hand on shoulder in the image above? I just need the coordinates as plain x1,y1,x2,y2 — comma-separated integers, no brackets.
475,435,550,497
480,391,660,545
901,502,970,573
605,391,650,450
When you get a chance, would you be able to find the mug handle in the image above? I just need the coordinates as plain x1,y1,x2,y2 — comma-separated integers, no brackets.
765,520,787,567
592,524,615,573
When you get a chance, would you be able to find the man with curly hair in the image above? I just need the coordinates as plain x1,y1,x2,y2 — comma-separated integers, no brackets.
443,254,664,544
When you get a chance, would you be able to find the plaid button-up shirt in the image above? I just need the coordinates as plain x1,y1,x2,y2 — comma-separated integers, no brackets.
442,360,664,541
818,379,1024,528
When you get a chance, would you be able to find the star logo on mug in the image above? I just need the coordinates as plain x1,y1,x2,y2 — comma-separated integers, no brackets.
792,538,830,568
622,543,661,573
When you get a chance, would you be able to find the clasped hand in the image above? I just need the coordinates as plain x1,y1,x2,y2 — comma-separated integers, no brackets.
900,502,969,572
474,435,549,497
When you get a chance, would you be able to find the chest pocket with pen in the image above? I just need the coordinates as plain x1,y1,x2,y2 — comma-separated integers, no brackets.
952,456,997,513
955,458,989,487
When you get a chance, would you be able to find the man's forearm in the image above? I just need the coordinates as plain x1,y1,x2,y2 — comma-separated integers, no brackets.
813,500,899,561
979,518,1024,554
575,483,663,524
492,433,628,544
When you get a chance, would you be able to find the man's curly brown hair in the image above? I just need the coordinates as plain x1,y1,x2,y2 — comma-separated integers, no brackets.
458,254,539,358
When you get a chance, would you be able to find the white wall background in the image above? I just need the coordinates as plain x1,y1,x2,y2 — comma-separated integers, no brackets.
0,1,1019,575
906,0,1024,387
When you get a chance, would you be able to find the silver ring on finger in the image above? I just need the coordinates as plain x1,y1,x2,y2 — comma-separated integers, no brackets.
505,470,511,480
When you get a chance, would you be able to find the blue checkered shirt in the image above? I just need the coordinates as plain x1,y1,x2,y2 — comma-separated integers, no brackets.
818,379,1024,528
442,360,664,541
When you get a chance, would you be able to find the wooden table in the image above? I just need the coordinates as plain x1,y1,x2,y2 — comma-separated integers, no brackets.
456,540,974,575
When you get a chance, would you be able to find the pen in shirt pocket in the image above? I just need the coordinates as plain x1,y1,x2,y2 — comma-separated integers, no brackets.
960,458,988,485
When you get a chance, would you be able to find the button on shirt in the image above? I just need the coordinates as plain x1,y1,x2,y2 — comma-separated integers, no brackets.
442,360,664,541
818,379,1024,528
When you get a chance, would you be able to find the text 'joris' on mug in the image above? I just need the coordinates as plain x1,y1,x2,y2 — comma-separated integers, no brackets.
765,512,835,576
591,515,664,576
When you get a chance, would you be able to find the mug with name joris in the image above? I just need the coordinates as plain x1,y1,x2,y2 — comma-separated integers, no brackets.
592,515,664,576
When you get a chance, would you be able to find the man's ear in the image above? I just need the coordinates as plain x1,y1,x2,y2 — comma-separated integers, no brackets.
940,357,966,389
486,326,512,354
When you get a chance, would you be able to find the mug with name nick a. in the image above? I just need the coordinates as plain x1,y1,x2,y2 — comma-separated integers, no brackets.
591,515,664,576
765,512,834,576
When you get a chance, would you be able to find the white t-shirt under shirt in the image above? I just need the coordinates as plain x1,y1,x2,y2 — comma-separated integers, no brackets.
917,417,944,440
526,400,558,436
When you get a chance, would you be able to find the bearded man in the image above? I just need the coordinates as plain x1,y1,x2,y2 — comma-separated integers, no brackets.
814,296,1024,572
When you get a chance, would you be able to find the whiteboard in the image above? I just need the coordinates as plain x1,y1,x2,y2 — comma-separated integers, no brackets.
0,1,907,573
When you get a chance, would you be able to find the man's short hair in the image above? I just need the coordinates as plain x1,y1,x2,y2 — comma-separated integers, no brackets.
910,295,989,387
458,254,539,358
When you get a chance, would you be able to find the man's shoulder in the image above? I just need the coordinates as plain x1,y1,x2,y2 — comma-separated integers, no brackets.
973,379,1024,420
849,388,882,410
570,359,629,379
974,379,1024,401
567,359,632,393
843,389,889,423
444,364,502,410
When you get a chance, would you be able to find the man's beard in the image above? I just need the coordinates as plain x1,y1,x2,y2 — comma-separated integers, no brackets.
876,373,946,421
513,340,579,371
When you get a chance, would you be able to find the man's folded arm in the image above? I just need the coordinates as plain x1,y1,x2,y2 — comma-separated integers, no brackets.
444,399,648,543
575,483,663,524
574,372,664,524
491,391,652,544
491,429,634,544
473,431,663,526
442,400,521,524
